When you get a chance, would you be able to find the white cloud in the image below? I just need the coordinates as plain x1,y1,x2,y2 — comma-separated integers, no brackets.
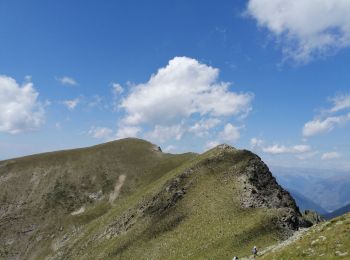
62,98,79,110
292,145,312,153
303,93,350,137
188,118,221,137
204,140,220,150
163,145,177,153
250,137,264,148
120,57,253,125
0,75,45,134
56,76,78,86
24,75,32,82
262,144,289,154
262,144,311,154
88,126,113,139
329,94,350,113
88,95,104,109
112,83,123,95
115,126,140,139
111,83,124,112
145,124,185,143
114,57,253,148
246,0,350,62
321,151,341,160
296,151,319,160
219,123,240,142
303,113,350,137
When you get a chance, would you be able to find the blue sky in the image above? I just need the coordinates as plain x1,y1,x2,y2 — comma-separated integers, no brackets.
1,0,350,170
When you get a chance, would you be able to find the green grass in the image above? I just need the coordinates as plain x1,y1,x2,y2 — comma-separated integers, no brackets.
44,145,293,259
0,138,306,259
262,213,350,259
0,138,195,259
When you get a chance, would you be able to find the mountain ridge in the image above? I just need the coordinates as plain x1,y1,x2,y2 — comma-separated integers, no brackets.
0,138,312,259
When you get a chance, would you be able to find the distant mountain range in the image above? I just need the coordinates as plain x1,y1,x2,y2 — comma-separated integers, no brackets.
271,166,350,212
324,203,350,220
287,189,328,215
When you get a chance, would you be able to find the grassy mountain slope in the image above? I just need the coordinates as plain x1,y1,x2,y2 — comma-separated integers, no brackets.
0,138,194,259
260,213,350,259
1,139,310,259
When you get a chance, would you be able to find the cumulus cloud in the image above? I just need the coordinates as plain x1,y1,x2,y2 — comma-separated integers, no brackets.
145,124,185,143
219,123,240,142
321,151,341,160
262,144,311,154
292,145,312,153
88,126,113,139
115,126,140,139
329,94,350,113
114,57,253,148
56,76,78,86
201,123,241,151
0,75,45,134
112,83,124,95
163,145,177,153
303,113,350,137
196,123,242,152
120,57,253,126
296,151,319,160
262,145,289,154
246,0,350,62
250,137,264,148
62,98,79,110
303,93,350,137
111,83,124,112
188,118,221,137
87,95,106,110
204,140,220,150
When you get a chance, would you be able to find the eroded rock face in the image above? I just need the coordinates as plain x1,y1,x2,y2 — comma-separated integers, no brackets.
236,151,312,231
239,153,299,209
303,210,325,225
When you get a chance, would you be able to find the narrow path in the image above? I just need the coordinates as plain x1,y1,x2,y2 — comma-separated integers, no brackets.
240,228,309,259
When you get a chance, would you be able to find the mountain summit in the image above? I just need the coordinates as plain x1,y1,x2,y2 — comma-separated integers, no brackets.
1,138,311,259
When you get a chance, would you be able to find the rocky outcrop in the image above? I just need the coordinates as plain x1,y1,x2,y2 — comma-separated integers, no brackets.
302,210,325,224
237,151,312,231
239,152,299,209
100,146,310,243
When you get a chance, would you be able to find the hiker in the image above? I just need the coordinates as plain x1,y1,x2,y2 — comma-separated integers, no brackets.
252,246,258,258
